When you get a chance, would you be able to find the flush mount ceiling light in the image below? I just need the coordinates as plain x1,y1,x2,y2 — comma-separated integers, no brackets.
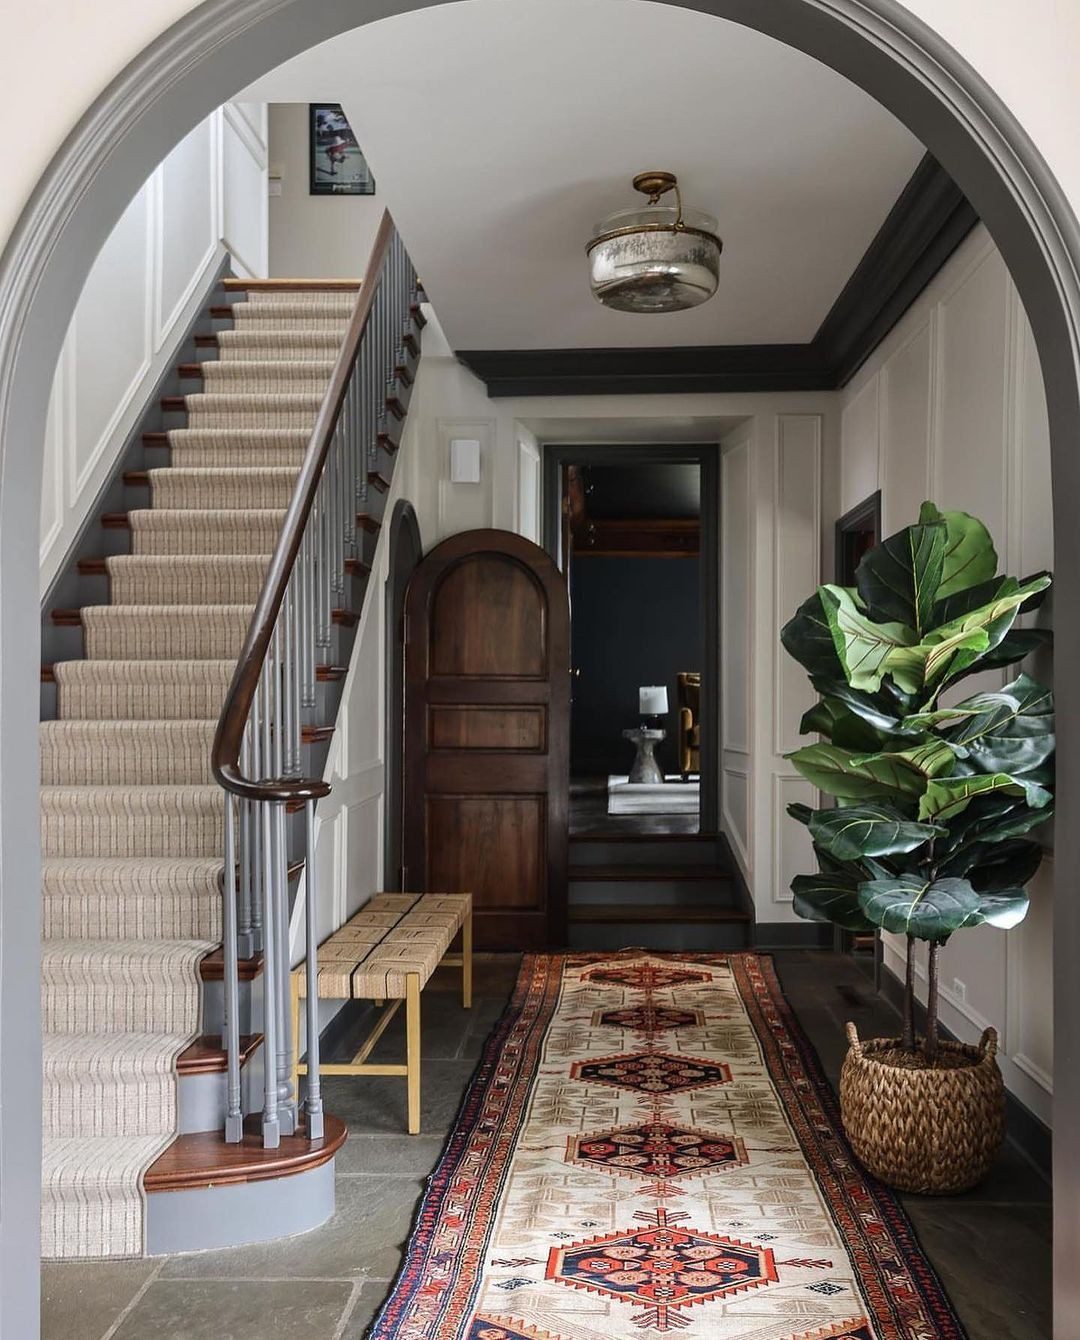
587,171,722,313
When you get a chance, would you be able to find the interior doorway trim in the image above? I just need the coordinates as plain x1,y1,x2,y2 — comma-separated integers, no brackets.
3,1,1080,1332
541,443,720,832
383,500,423,890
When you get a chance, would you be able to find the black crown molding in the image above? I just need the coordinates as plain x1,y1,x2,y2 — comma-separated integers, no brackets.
457,153,978,398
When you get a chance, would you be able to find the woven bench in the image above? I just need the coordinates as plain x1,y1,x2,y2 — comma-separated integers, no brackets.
290,891,472,1134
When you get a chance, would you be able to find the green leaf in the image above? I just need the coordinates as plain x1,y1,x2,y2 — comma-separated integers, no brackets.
787,802,814,827
799,697,888,751
943,673,1054,776
855,519,946,635
808,803,944,861
787,743,926,802
858,873,981,941
850,740,958,786
780,591,845,680
918,501,999,599
953,839,1044,892
961,891,1031,930
885,574,1051,693
942,793,1055,854
956,627,1053,679
819,585,916,692
919,772,1052,823
792,871,875,931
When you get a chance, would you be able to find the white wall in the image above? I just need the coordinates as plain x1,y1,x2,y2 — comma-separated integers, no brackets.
718,411,838,923
837,223,1054,1124
39,103,268,592
267,104,384,279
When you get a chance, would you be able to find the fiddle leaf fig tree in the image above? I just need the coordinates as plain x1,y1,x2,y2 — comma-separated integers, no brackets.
782,502,1054,1059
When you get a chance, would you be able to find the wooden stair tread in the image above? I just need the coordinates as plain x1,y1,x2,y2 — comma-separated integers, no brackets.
199,949,263,982
177,1033,262,1075
222,278,361,291
367,471,391,493
144,1113,346,1192
568,864,732,882
568,903,749,925
377,432,400,455
356,514,381,534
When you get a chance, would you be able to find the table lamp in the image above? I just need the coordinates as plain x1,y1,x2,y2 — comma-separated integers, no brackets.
639,685,668,730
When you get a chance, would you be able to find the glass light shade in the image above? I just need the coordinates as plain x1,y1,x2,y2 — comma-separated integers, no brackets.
588,201,722,313
639,685,669,715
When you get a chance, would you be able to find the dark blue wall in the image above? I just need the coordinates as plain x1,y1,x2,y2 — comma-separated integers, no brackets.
569,555,702,777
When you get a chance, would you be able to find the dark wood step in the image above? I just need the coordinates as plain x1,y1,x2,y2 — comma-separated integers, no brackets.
568,903,750,925
344,557,371,578
378,432,400,456
195,334,218,350
568,864,733,882
394,361,414,387
332,607,359,627
177,1033,262,1076
200,949,263,982
356,513,381,534
385,394,406,421
178,362,204,379
410,302,427,329
124,470,150,487
161,396,186,414
402,331,420,359
143,431,169,448
144,1113,346,1193
367,471,391,493
222,278,360,292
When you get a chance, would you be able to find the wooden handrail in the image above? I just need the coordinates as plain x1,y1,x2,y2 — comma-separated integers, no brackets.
211,210,397,803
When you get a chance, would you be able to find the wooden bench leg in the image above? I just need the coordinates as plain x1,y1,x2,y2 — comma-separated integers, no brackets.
462,910,473,1010
406,973,421,1135
290,972,302,1103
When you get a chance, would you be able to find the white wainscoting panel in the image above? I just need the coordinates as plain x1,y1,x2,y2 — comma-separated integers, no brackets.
40,103,268,592
771,774,816,905
773,415,821,756
839,376,879,515
837,224,1054,1123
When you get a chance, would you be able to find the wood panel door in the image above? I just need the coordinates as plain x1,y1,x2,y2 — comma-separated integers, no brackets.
403,529,570,949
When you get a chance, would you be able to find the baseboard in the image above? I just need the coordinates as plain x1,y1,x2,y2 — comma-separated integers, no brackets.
753,921,832,949
878,961,1052,1183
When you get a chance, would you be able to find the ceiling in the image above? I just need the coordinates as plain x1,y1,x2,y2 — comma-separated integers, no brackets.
243,0,925,351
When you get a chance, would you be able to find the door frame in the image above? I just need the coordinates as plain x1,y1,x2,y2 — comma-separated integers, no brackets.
541,442,720,832
383,500,423,890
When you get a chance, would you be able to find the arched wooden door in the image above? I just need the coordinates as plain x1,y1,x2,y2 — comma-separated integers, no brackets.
403,529,570,949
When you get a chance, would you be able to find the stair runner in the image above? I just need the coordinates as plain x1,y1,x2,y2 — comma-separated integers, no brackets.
40,288,355,1259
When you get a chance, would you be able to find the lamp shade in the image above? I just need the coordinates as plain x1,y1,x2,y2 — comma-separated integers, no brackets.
639,685,669,716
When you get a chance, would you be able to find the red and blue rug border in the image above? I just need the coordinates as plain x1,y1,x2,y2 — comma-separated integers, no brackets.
367,952,968,1339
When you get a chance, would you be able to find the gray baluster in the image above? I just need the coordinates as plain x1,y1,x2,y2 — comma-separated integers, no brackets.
303,797,324,1139
223,793,243,1142
273,799,296,1135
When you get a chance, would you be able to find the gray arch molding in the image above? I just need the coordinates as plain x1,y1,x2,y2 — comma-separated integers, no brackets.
1,1,1077,1333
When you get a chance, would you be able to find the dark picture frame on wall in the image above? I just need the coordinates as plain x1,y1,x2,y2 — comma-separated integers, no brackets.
309,103,375,196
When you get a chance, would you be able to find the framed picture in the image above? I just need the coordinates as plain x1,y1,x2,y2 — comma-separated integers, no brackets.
309,104,375,196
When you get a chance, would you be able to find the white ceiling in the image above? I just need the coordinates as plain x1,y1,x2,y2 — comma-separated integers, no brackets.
243,0,925,350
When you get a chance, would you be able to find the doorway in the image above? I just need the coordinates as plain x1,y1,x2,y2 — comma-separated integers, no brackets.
543,445,720,838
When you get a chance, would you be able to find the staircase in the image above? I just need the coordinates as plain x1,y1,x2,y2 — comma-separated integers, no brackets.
39,255,419,1258
567,831,752,950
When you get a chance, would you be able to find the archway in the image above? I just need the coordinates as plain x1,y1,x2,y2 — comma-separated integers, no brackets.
383,500,423,889
2,2,1078,1333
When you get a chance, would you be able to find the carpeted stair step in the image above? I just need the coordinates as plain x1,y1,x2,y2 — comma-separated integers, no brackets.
145,466,298,510
164,429,309,469
43,1033,192,1139
182,392,323,429
53,660,234,718
231,295,355,322
41,939,211,1034
41,785,223,858
199,359,336,391
42,857,223,940
105,554,269,605
81,605,252,661
128,509,286,556
40,719,217,785
41,1134,177,1259
215,329,344,360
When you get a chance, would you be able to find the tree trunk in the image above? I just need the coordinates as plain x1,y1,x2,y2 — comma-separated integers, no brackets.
902,934,916,1052
926,940,940,1062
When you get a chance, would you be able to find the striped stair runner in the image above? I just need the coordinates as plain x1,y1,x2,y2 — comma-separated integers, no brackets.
40,286,354,1259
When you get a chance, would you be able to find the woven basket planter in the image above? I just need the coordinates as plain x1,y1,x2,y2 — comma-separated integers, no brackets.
839,1022,1006,1194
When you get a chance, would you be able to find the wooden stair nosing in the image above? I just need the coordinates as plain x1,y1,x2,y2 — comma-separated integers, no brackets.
409,302,427,329
144,1113,347,1193
385,395,406,422
568,903,750,925
43,663,347,684
199,949,263,982
377,432,400,456
344,557,371,578
367,471,391,493
177,1033,262,1076
356,513,381,534
51,603,357,630
222,278,361,292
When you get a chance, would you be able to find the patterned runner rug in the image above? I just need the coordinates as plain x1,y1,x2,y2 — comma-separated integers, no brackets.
370,952,965,1340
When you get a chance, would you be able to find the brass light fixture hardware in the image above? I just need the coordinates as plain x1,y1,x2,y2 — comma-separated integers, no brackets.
587,171,722,313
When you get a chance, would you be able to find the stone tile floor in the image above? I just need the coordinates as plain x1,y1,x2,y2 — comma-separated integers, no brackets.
41,950,1051,1339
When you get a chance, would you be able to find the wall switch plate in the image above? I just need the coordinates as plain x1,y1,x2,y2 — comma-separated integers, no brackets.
952,978,967,1004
